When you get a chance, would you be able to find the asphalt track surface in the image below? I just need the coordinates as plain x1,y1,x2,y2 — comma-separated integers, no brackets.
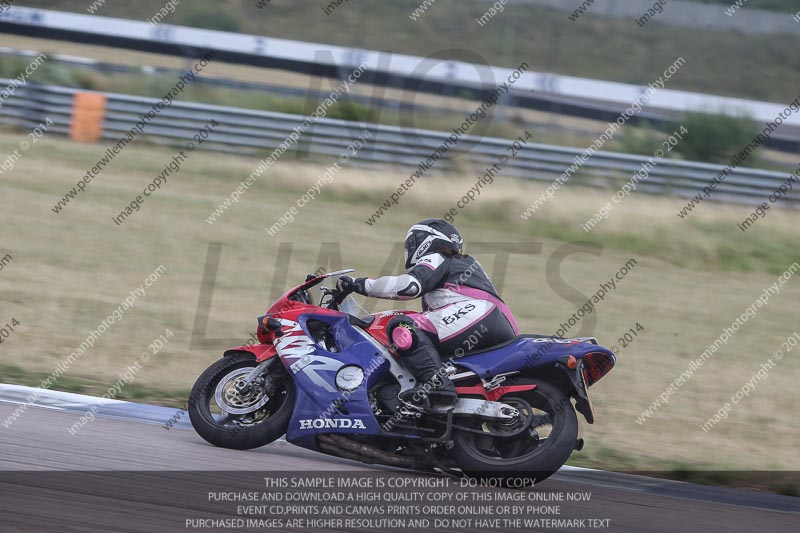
0,387,797,533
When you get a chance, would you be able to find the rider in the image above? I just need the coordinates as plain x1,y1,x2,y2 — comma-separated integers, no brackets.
336,218,519,412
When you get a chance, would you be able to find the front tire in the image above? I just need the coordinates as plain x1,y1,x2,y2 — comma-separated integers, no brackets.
452,379,578,485
189,353,294,450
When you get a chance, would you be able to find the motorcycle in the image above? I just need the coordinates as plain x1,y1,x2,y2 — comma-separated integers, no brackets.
188,269,615,483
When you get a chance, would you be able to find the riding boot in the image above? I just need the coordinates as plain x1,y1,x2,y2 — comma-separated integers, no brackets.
396,333,457,412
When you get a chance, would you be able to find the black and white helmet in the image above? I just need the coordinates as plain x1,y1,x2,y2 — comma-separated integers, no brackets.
404,218,463,269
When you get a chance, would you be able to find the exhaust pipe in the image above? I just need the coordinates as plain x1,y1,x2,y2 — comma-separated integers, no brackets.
317,434,424,469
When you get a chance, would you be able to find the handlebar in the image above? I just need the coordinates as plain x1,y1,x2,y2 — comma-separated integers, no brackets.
302,269,355,310
329,287,350,310
317,284,351,310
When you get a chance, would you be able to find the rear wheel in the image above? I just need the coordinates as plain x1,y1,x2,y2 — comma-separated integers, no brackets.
452,379,578,485
189,353,294,450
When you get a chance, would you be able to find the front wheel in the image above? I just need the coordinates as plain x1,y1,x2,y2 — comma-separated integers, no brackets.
452,379,578,485
189,353,295,450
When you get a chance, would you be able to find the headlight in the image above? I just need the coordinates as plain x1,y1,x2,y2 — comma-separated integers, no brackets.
335,365,364,392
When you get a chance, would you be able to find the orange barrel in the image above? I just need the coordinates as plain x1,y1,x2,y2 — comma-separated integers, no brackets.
69,92,107,142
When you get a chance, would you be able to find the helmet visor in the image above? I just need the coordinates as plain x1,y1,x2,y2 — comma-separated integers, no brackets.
404,233,417,269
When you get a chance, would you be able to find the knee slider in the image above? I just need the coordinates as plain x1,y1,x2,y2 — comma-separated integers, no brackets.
387,316,419,352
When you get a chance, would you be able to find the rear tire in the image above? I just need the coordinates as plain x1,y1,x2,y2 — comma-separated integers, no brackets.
452,379,578,485
189,353,294,450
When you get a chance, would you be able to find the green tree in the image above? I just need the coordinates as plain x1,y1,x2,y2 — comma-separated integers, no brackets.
678,112,761,165
179,4,241,32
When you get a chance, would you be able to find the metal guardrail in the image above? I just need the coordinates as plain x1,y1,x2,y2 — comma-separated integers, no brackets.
1,80,797,208
3,5,800,155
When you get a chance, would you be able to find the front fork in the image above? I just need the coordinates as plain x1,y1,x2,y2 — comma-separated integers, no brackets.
234,358,276,395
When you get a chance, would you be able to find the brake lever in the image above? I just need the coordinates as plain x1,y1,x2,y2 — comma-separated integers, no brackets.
319,286,337,307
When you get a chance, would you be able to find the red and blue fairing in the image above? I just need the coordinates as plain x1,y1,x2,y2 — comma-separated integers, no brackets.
223,271,615,450
453,336,615,386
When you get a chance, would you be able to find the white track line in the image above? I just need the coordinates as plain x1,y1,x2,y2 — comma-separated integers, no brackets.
1,384,796,513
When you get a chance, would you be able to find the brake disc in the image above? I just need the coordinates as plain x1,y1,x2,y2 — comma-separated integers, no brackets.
214,368,270,415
